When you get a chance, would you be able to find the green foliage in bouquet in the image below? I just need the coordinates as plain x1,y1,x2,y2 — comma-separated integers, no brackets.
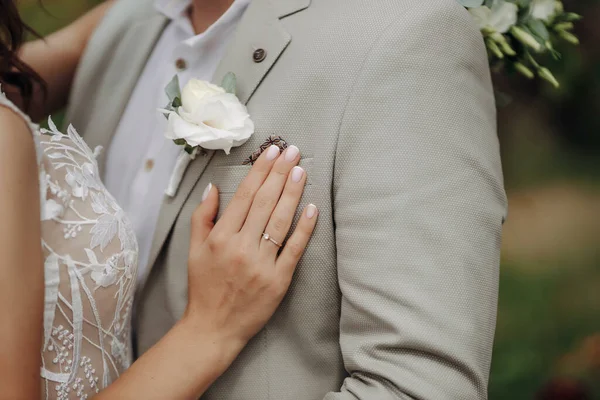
459,0,582,88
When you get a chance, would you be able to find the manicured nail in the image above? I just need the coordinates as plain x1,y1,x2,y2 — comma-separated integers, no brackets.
291,166,304,183
306,204,318,219
265,145,280,161
202,183,212,202
284,145,299,162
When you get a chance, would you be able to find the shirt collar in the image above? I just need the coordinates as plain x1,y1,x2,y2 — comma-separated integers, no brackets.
155,0,251,43
155,0,252,23
155,0,192,21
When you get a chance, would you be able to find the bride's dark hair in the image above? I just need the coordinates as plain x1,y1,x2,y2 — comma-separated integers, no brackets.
0,0,45,105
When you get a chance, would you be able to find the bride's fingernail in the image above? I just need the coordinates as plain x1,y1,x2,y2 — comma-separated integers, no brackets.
285,145,299,162
306,204,318,219
291,166,304,183
265,145,280,161
202,183,212,202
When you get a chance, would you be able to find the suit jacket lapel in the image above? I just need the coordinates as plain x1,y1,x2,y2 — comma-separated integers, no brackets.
212,0,310,103
90,15,168,174
212,0,292,104
144,0,310,283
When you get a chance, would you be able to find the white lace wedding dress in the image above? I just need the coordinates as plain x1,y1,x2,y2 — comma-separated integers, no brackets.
0,92,138,399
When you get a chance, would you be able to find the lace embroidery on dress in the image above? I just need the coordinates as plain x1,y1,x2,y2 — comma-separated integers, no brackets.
0,91,139,400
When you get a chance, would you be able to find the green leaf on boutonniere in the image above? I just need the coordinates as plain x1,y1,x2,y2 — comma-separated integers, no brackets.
165,75,182,102
161,75,183,119
221,72,237,95
173,139,187,146
184,144,195,155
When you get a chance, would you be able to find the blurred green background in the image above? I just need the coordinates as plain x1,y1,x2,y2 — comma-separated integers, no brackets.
18,0,600,398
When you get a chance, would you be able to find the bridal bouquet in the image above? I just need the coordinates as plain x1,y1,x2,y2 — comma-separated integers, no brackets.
461,0,582,88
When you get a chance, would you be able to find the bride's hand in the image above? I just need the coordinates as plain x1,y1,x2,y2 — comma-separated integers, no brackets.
95,145,316,399
185,144,317,347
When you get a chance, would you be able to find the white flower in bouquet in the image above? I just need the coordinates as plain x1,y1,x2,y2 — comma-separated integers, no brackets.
469,0,518,34
462,0,582,89
531,0,558,22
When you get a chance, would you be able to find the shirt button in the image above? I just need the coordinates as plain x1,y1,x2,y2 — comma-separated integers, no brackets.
175,58,187,71
144,159,154,172
253,48,267,63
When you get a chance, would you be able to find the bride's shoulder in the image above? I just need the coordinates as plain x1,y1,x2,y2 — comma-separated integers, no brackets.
0,101,39,195
0,87,39,139
0,98,37,155
0,103,31,132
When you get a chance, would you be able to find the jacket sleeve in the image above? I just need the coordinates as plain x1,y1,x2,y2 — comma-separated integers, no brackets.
326,1,506,399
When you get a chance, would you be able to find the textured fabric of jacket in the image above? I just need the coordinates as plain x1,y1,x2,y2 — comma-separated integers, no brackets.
65,0,507,398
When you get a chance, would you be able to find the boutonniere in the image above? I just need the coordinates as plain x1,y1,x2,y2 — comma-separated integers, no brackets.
159,72,255,197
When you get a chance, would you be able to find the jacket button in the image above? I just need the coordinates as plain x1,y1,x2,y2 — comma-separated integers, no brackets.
253,49,267,63
175,58,187,70
144,159,154,172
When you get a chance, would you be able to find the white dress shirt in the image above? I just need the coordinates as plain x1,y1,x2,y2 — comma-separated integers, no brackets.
105,0,250,286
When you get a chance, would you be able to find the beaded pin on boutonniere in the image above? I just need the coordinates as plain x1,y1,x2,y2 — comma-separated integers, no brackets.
243,135,288,165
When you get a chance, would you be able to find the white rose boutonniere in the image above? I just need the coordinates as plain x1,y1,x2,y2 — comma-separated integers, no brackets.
160,73,254,197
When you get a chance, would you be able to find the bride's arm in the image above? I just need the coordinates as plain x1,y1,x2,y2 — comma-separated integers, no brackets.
0,109,44,399
97,146,317,399
96,316,247,399
17,1,115,120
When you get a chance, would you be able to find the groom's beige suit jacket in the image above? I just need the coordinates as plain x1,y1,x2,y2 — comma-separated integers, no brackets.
65,0,507,398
